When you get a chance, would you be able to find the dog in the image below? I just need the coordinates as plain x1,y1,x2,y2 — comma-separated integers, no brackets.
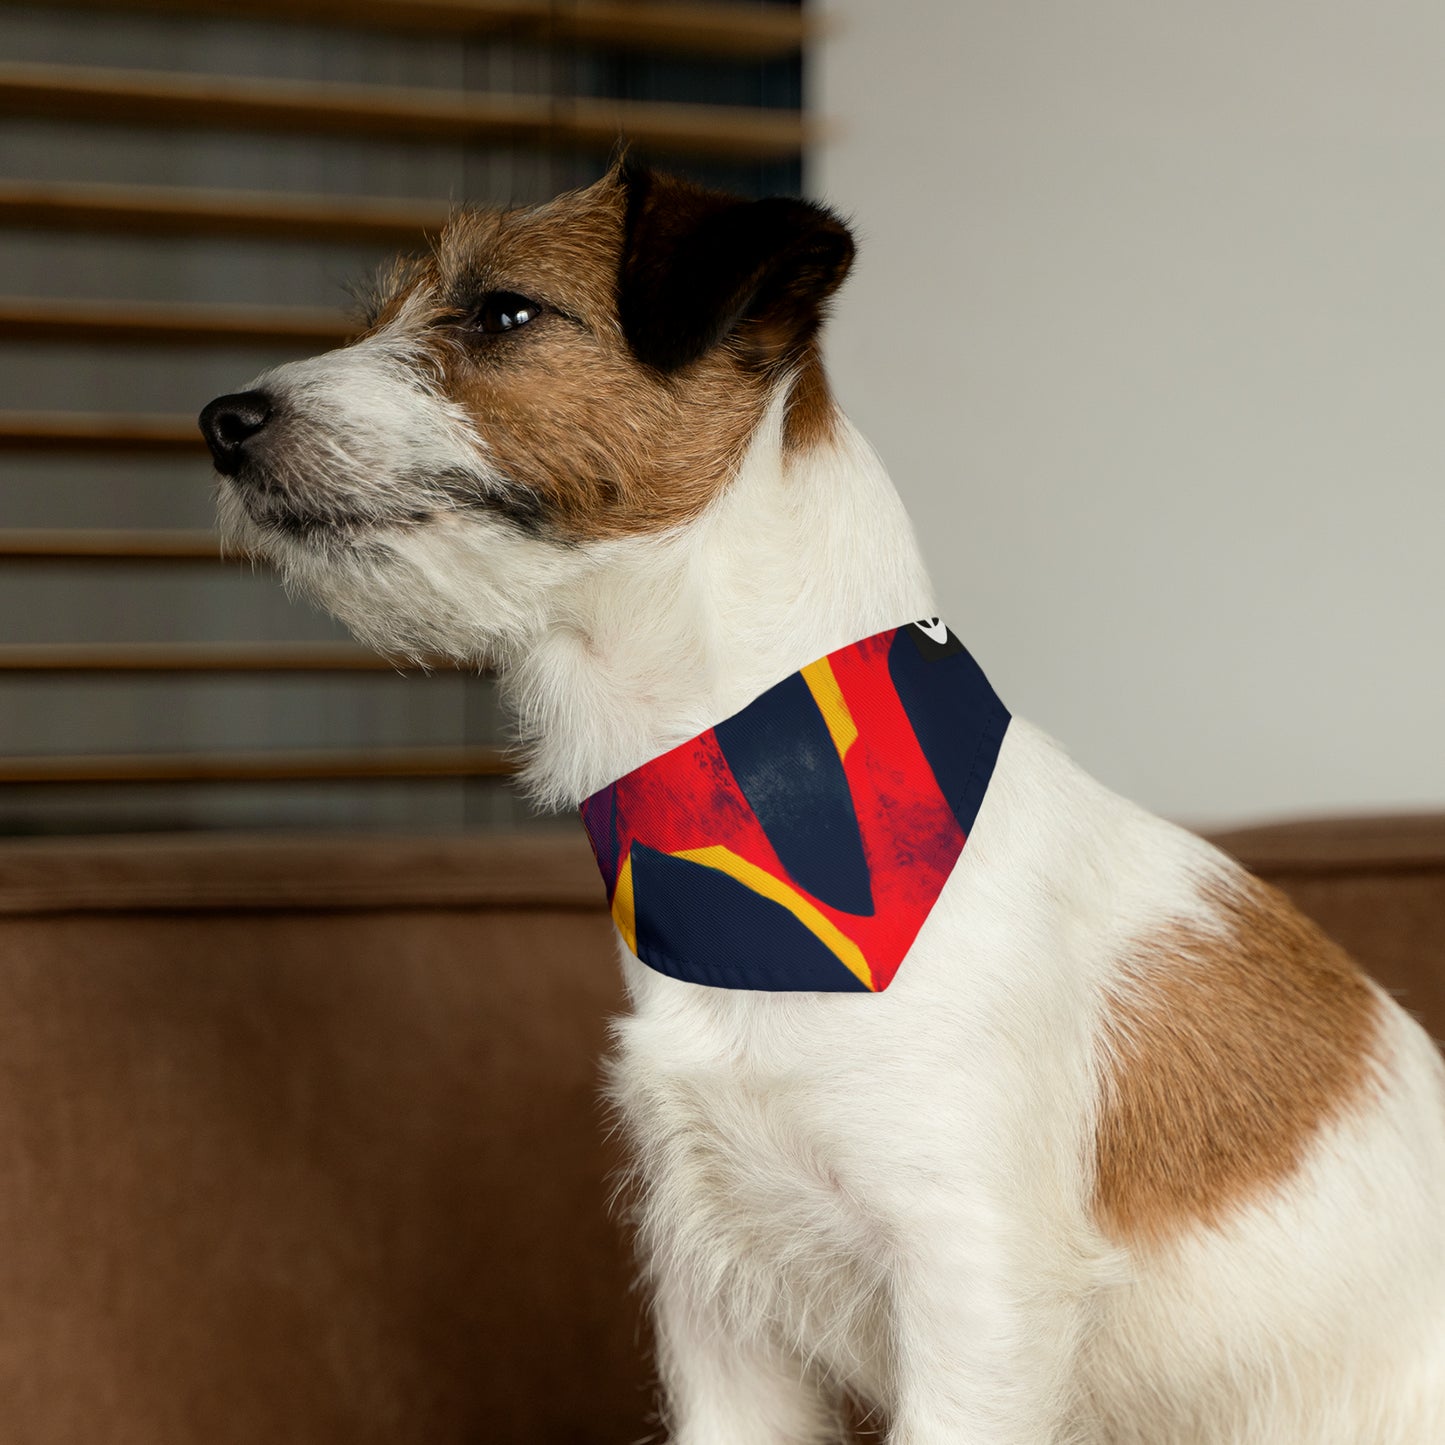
200,162,1445,1444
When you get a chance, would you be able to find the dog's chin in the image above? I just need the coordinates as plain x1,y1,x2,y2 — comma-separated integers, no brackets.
215,482,415,648
215,477,563,668
217,465,424,545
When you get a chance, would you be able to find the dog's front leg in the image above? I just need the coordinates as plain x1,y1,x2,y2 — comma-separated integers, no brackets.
653,1274,844,1445
882,1208,1092,1445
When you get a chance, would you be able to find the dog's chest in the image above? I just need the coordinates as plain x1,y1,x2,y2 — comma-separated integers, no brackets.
612,990,893,1388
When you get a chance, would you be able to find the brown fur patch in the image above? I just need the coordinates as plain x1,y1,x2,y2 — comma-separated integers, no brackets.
782,343,840,454
365,172,841,542
1093,873,1382,1247
436,184,769,539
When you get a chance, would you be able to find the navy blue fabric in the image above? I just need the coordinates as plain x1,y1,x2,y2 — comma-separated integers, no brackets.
713,671,874,916
630,842,871,992
887,626,1011,837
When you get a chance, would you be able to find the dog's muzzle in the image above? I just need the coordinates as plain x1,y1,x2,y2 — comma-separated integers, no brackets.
199,390,274,476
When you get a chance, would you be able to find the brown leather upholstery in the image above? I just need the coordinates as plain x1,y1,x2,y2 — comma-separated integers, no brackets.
0,835,646,1445
0,818,1440,1442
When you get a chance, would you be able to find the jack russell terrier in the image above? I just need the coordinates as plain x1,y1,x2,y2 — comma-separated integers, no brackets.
200,162,1445,1444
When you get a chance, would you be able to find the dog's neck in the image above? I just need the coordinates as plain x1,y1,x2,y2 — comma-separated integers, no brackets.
502,395,937,810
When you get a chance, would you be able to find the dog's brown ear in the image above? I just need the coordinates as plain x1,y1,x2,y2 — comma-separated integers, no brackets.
617,162,855,374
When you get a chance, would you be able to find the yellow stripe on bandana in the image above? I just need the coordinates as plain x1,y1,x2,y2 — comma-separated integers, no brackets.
800,656,858,762
611,852,638,954
673,845,875,991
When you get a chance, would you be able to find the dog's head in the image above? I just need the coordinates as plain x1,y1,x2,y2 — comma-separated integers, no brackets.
199,163,854,662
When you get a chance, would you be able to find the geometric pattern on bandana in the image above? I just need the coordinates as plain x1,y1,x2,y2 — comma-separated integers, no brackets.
579,620,1010,992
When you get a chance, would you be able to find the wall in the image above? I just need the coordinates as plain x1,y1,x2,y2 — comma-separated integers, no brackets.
813,1,1445,827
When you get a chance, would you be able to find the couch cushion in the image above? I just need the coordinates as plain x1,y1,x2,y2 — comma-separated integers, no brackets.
0,833,647,1445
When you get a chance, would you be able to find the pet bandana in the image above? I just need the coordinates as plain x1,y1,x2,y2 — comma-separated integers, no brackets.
579,620,1010,993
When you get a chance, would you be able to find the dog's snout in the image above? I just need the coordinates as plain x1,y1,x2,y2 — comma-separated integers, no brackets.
199,390,273,475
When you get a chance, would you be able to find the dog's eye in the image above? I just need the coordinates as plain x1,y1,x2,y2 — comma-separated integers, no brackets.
472,291,543,334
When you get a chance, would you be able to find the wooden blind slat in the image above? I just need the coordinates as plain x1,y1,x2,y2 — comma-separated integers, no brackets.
0,745,513,783
0,180,448,245
545,0,810,58
0,643,425,672
0,297,353,348
0,0,810,58
0,13,806,816
0,412,202,452
0,529,227,560
0,62,812,161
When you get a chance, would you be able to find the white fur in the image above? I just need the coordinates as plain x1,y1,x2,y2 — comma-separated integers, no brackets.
220,348,1445,1443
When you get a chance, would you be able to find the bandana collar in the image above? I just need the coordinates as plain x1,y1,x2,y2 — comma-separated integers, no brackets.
579,620,1010,993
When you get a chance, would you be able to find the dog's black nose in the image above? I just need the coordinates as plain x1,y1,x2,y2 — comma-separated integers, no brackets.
199,390,272,475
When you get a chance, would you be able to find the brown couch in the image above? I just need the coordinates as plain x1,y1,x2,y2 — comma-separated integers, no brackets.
0,817,1440,1443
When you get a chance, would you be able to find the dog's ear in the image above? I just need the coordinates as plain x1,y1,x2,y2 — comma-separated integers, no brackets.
617,162,855,374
